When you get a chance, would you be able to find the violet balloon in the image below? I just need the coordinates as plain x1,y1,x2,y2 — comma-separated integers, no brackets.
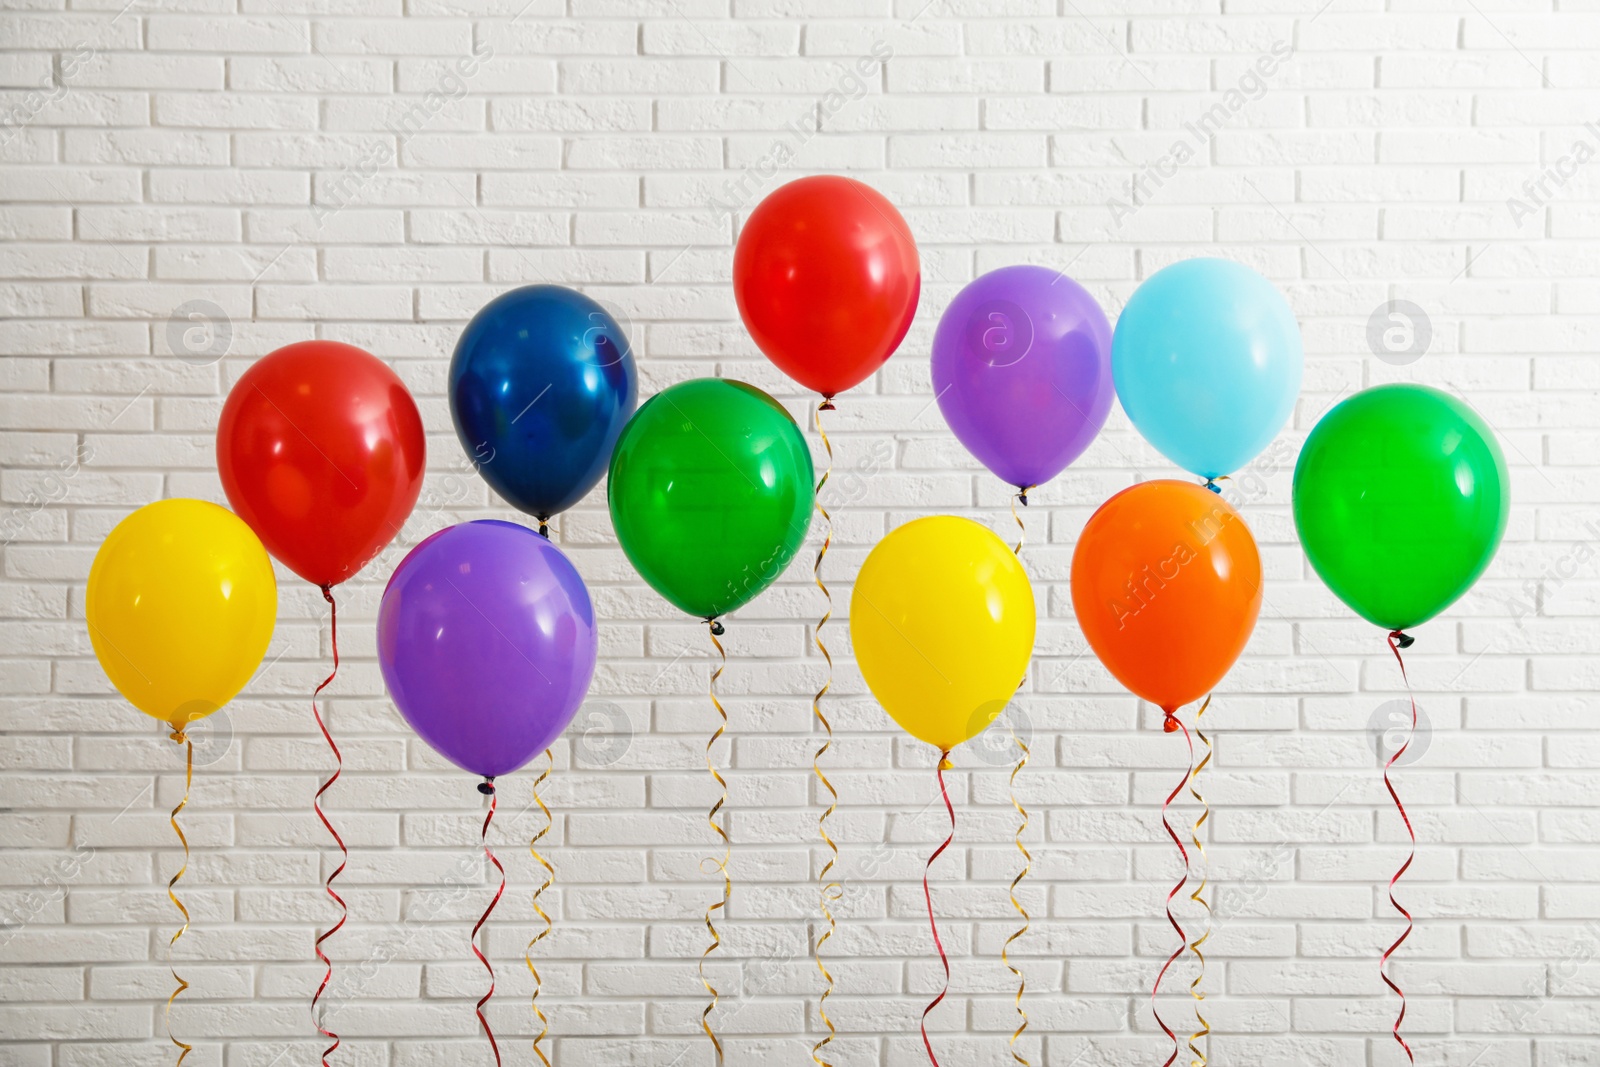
378,520,597,782
932,265,1114,491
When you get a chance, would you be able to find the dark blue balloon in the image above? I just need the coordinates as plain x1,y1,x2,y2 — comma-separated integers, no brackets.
450,285,638,521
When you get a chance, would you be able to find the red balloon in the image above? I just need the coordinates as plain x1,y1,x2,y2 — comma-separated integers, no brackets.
734,175,920,397
217,341,426,588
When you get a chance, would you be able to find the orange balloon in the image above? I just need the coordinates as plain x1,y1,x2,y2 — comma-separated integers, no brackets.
1071,480,1263,715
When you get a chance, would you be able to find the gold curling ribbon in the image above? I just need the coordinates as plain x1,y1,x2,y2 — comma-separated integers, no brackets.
699,620,731,1066
526,748,555,1067
166,728,194,1067
1187,695,1214,1067
1003,484,1035,1065
811,398,841,1067
1010,486,1032,555
1002,726,1032,1066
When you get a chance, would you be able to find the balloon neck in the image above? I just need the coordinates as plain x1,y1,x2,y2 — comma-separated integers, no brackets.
818,396,835,412
1390,630,1415,650
537,519,549,539
1161,708,1179,733
168,724,187,744
1017,488,1030,506
708,618,725,637
477,777,496,796
1203,479,1222,495
938,752,953,772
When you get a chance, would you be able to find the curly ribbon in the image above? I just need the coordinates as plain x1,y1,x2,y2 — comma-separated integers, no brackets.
1382,630,1418,1064
1186,696,1214,1067
527,749,555,1067
811,397,841,1067
1010,485,1032,555
311,585,347,1067
1004,484,1034,1065
921,753,956,1067
473,784,506,1067
700,619,731,1066
1002,727,1032,1065
1154,709,1195,1067
165,729,194,1067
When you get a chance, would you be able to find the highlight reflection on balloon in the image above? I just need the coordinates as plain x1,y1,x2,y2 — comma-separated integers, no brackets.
378,520,597,779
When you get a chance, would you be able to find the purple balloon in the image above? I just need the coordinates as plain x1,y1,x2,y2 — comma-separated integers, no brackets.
932,265,1114,490
378,520,597,781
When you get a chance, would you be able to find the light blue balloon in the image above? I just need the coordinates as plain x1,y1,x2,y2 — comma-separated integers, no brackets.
1111,258,1303,480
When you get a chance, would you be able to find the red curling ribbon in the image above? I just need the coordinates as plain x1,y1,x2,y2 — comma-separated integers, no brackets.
473,787,506,1066
311,585,347,1067
1153,708,1195,1067
921,753,957,1067
1382,631,1418,1064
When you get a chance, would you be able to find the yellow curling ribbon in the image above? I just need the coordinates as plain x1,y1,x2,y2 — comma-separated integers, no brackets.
700,620,731,1066
1010,486,1032,555
1187,695,1214,1067
1002,485,1035,1065
1002,725,1032,1066
811,399,841,1067
526,749,555,1067
166,730,194,1067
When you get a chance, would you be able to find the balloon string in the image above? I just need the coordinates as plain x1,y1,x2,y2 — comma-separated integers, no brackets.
311,585,347,1067
700,621,730,1067
1383,631,1418,1065
473,791,505,1067
811,398,841,1067
527,749,555,1067
1010,486,1031,555
1154,710,1194,1067
1186,696,1214,1067
921,753,956,1067
1004,483,1033,1065
165,730,194,1067
1002,727,1031,1066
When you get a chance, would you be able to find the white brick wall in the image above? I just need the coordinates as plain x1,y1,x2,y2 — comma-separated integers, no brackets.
1,2,1593,1065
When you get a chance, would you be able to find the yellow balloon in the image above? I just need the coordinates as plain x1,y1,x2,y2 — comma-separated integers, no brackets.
86,499,277,730
850,515,1036,753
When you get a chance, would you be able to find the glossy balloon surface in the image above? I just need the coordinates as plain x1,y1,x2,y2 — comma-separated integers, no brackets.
932,264,1113,489
608,378,813,620
450,285,637,520
87,498,277,727
218,340,425,587
734,175,920,397
1072,480,1262,713
850,516,1036,752
1293,383,1509,632
378,520,597,779
1112,258,1302,479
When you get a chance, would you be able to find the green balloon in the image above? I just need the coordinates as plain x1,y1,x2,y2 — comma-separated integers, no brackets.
608,378,814,620
1293,383,1508,632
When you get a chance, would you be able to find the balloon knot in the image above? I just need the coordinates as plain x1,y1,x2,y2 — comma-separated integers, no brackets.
1203,479,1222,495
478,777,496,796
169,727,187,744
537,520,549,539
709,619,725,636
1391,630,1415,650
819,397,836,412
1162,709,1179,733
1017,490,1029,506
938,754,954,772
